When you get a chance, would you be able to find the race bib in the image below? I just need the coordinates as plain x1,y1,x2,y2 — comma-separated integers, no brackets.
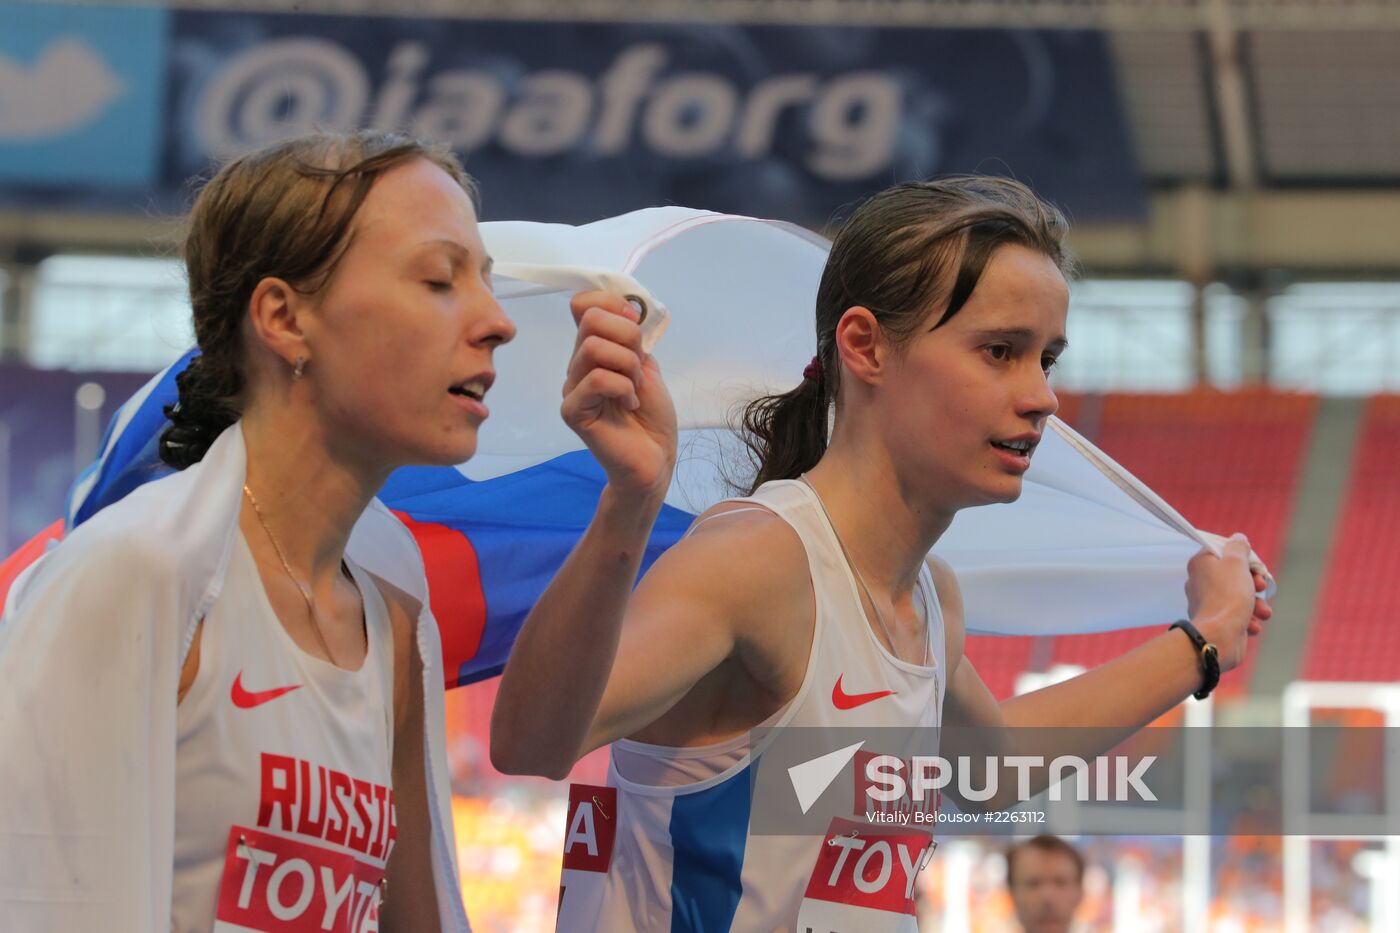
212,826,384,932
556,784,618,930
795,817,934,933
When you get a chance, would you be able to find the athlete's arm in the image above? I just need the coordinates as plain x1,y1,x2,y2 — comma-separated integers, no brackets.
379,584,441,933
997,536,1267,730
932,540,1269,811
491,505,810,779
490,289,681,779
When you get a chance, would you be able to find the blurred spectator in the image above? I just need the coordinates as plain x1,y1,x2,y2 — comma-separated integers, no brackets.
1006,835,1087,933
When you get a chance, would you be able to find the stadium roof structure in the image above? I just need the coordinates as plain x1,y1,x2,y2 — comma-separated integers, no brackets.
13,0,1400,276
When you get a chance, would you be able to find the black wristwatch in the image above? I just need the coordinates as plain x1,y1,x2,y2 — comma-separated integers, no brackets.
1170,620,1220,700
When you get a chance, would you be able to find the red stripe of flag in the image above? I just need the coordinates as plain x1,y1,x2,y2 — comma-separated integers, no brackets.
391,512,488,682
0,520,65,612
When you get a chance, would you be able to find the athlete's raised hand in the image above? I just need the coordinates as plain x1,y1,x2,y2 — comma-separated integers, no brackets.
495,292,678,779
561,290,677,501
1185,533,1273,672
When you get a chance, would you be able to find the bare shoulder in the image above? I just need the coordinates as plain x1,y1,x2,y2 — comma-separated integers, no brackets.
924,553,966,674
620,499,817,741
364,571,421,628
923,553,959,598
685,499,798,546
630,498,817,672
634,500,813,648
362,570,421,659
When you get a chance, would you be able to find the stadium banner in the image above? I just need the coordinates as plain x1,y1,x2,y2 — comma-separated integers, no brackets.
0,3,1144,223
0,2,169,192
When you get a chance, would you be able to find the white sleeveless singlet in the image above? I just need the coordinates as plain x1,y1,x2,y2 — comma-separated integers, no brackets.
171,532,398,933
557,479,948,933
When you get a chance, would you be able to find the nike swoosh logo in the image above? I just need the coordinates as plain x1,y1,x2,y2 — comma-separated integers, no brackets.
831,674,895,710
231,671,302,709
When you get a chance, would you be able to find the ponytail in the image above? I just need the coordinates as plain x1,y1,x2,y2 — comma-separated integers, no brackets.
740,364,830,494
159,349,244,470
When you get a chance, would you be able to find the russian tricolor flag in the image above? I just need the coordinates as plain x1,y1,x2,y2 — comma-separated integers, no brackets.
2,208,1271,689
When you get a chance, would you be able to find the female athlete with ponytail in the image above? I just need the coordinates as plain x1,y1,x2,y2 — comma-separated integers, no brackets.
493,177,1271,932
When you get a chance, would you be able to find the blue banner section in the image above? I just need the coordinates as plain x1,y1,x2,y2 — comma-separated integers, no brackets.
0,2,168,187
0,8,1144,222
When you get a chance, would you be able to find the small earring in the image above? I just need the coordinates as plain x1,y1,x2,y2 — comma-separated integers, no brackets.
292,355,306,379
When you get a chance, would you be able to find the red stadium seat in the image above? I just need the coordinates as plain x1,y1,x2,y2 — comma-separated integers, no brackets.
1049,391,1316,696
1303,395,1400,681
961,634,1037,700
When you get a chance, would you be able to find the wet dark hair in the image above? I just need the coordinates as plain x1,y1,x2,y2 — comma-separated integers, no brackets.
740,176,1074,493
158,130,477,469
1006,834,1086,886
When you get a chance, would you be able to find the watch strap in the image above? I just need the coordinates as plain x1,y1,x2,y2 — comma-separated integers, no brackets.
1170,620,1221,700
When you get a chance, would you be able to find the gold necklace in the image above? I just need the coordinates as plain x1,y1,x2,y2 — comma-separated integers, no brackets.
799,474,930,667
243,483,344,668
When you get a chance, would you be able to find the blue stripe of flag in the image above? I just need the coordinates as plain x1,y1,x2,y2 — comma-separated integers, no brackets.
67,349,190,526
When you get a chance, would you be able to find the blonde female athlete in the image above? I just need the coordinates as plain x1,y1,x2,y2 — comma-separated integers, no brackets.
0,131,676,932
492,177,1270,932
